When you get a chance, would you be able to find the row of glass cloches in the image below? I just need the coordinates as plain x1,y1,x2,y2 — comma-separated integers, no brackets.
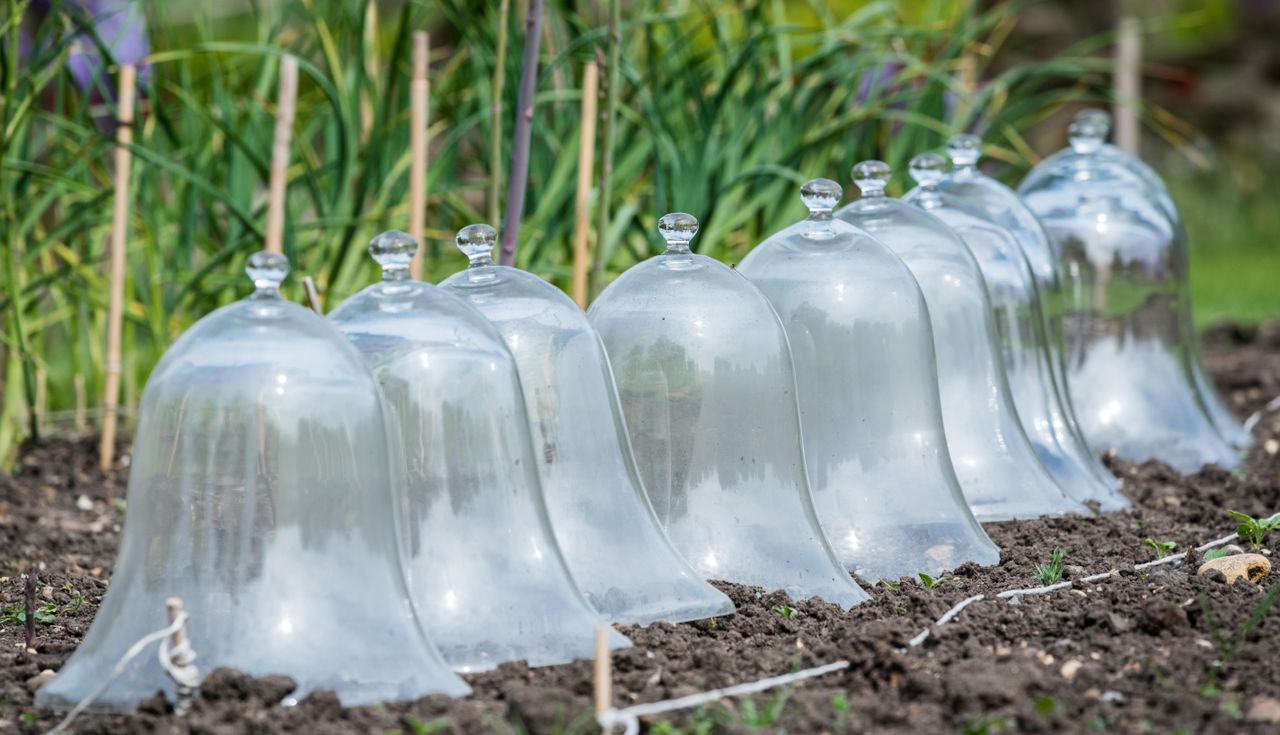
38,109,1249,711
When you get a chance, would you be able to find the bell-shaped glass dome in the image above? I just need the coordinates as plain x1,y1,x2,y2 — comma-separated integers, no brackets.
1023,109,1250,454
907,152,1128,512
938,135,1126,507
835,162,1087,521
438,225,735,624
1017,116,1241,472
588,214,868,608
327,232,628,672
37,253,471,712
737,179,999,582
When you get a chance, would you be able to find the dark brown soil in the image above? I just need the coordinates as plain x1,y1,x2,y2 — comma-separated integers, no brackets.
2,323,1279,734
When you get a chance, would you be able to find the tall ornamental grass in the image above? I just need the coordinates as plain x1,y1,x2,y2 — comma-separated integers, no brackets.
0,0,1123,464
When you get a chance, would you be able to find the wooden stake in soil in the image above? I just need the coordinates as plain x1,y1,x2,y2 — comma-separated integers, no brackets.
265,56,299,255
571,61,599,309
409,31,430,280
594,624,613,717
1113,14,1141,156
302,276,324,315
99,63,136,472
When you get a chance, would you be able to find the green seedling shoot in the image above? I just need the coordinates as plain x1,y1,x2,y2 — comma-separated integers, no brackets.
771,605,798,619
1203,548,1233,562
1145,538,1177,559
1227,510,1280,551
1035,547,1066,585
918,573,942,589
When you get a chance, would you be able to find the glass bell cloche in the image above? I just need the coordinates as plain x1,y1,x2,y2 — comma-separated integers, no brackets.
328,232,628,672
737,179,999,582
906,152,1127,512
836,162,1087,521
38,253,470,711
439,224,734,624
589,213,868,608
1023,108,1249,453
1017,115,1241,472
937,135,1126,507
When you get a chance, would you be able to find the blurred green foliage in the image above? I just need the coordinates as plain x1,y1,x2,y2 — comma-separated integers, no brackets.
0,0,1265,464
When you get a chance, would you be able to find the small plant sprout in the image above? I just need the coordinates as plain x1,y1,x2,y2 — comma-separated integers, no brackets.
1145,538,1177,559
918,573,942,589
771,605,798,619
1203,548,1233,562
1228,510,1280,551
1035,548,1066,585
880,579,901,590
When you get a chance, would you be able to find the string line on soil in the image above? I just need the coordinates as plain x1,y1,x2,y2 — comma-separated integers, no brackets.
596,660,850,735
48,610,191,735
1242,394,1280,434
908,511,1279,648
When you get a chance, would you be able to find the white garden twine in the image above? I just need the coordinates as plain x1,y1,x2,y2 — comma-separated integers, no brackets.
597,660,850,735
47,603,196,735
1241,394,1280,435
907,511,1280,648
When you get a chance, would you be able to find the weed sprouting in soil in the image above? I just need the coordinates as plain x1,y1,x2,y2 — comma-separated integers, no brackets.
1145,538,1177,559
962,714,1013,735
771,605,798,619
879,579,902,590
1035,548,1066,585
918,573,943,589
831,692,851,724
1203,547,1233,562
1227,510,1280,550
1033,694,1058,716
1198,586,1280,690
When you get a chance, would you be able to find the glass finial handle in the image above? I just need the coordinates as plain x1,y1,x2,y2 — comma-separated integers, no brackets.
800,178,841,213
658,212,698,253
851,160,892,198
247,251,289,294
369,230,418,281
946,134,982,169
908,153,948,189
456,224,498,266
1068,111,1108,155
1075,108,1113,137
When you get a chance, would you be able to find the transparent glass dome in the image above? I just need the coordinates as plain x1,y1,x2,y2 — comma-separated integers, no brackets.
1017,116,1241,472
438,225,735,624
836,162,1087,521
908,151,1128,512
328,232,627,672
588,214,868,608
737,179,999,582
1022,108,1250,453
37,253,470,712
937,135,1125,506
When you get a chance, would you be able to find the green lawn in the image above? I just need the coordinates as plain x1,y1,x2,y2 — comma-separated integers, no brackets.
1190,250,1280,327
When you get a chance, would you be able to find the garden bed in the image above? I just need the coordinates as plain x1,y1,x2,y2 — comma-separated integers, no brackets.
1,323,1278,734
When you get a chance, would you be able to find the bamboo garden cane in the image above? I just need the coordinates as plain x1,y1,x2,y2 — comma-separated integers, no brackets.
1113,14,1141,156
265,56,298,255
571,61,599,308
409,31,430,279
99,64,136,471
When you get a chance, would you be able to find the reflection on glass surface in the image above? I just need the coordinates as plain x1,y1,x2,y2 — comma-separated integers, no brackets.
590,213,868,608
329,232,627,672
837,162,1087,521
1018,115,1241,472
37,252,469,711
739,178,999,581
911,148,1127,511
441,224,735,624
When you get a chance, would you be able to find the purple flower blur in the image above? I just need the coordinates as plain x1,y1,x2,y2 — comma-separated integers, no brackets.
33,0,151,94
